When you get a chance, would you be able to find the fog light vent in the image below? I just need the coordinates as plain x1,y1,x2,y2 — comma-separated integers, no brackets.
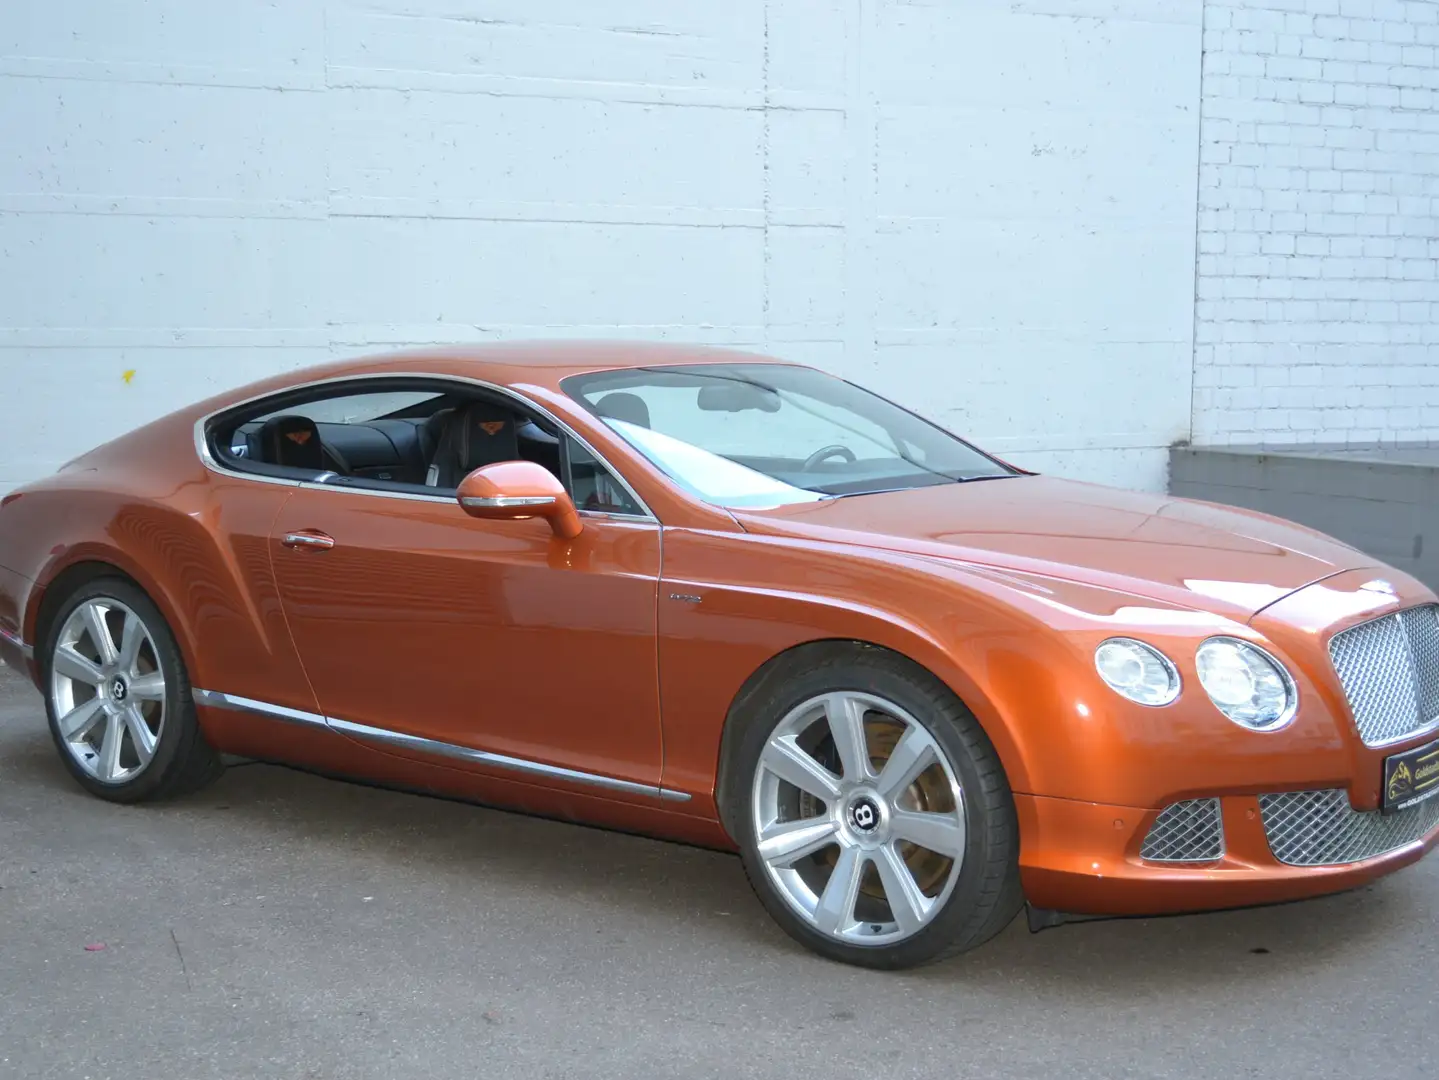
1140,798,1224,863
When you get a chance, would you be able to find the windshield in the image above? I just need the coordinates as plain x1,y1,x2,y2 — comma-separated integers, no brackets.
561,363,1018,509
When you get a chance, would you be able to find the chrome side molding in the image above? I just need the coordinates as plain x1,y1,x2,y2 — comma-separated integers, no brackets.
327,716,690,800
192,688,330,730
0,624,33,659
193,687,691,803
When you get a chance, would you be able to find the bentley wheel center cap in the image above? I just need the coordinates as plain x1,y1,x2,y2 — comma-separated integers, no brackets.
849,796,881,834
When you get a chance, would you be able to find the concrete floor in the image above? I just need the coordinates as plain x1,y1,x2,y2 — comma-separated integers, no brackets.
2,662,1436,1080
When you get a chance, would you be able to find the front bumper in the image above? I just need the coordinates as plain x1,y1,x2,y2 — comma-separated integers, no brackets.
1014,566,1439,915
1016,789,1439,916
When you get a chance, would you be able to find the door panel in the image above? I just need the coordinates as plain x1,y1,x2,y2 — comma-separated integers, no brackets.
187,481,319,716
147,478,332,756
268,488,664,789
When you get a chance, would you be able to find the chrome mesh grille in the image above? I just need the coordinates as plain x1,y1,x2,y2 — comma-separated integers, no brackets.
1404,605,1439,723
1328,604,1439,747
1139,799,1224,863
1259,789,1439,866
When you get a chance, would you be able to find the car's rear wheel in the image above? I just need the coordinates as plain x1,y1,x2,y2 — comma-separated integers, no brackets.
726,646,1023,969
42,577,222,802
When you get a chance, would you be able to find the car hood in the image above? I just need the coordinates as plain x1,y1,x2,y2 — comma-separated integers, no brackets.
731,475,1373,621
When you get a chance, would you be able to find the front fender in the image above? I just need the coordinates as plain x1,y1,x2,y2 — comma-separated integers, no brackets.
654,527,1344,821
654,527,1115,815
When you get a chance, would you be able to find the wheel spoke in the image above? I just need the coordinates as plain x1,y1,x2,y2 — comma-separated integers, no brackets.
123,707,157,767
58,697,105,740
117,612,146,676
757,817,839,868
822,693,871,783
128,672,165,702
875,724,937,802
891,809,965,857
82,604,118,666
813,846,864,935
760,736,842,802
874,843,932,935
97,713,124,782
53,645,103,687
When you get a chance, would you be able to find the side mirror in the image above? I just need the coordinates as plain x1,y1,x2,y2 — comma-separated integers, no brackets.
455,461,582,540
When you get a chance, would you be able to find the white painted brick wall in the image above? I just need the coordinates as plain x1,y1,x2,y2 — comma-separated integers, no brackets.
1194,0,1439,446
0,0,1203,494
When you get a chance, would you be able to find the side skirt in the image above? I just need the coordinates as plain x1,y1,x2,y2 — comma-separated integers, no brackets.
192,687,692,804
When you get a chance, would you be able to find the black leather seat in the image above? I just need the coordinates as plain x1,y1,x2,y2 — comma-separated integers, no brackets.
593,392,651,429
258,415,325,472
418,408,451,468
424,401,522,488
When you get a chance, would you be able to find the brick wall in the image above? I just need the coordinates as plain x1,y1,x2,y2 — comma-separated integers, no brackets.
1193,0,1439,447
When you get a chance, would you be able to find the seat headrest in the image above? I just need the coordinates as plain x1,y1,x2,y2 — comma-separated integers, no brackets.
449,400,520,474
594,392,651,429
259,414,325,471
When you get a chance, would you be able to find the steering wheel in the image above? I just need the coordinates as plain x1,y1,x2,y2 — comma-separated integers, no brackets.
801,444,857,471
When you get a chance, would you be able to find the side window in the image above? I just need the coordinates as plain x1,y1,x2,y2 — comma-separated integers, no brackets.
214,382,646,515
567,438,643,516
226,389,447,486
251,391,438,427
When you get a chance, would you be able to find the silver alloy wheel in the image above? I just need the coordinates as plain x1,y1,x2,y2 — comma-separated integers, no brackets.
750,691,967,946
49,598,167,784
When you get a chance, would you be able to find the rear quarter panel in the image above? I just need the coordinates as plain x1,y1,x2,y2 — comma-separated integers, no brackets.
0,562,35,676
0,410,317,732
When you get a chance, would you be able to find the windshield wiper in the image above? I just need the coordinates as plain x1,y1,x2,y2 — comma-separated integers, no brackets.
827,474,1018,498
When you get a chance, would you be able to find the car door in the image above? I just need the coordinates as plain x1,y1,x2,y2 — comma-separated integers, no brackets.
267,473,665,799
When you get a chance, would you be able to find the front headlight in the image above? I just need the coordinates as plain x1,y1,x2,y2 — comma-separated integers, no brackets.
1094,638,1181,706
1195,637,1296,731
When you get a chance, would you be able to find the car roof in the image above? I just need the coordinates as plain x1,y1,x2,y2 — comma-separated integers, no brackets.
318,339,800,392
186,340,807,427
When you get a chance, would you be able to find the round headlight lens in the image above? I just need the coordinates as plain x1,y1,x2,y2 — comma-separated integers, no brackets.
1094,639,1181,706
1195,637,1296,731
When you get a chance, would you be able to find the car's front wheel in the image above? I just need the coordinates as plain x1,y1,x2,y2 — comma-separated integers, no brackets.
42,577,222,802
726,647,1023,969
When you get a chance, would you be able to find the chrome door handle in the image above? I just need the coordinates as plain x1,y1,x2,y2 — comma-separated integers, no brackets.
281,532,335,550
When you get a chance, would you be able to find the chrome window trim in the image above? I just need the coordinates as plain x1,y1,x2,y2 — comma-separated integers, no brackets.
293,480,454,504
193,687,691,803
192,371,658,522
574,509,652,524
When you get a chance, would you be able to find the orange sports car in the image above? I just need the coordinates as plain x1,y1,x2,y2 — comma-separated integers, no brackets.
2,342,1436,969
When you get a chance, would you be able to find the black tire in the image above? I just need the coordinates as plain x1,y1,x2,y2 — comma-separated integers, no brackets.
40,577,223,803
721,644,1023,970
